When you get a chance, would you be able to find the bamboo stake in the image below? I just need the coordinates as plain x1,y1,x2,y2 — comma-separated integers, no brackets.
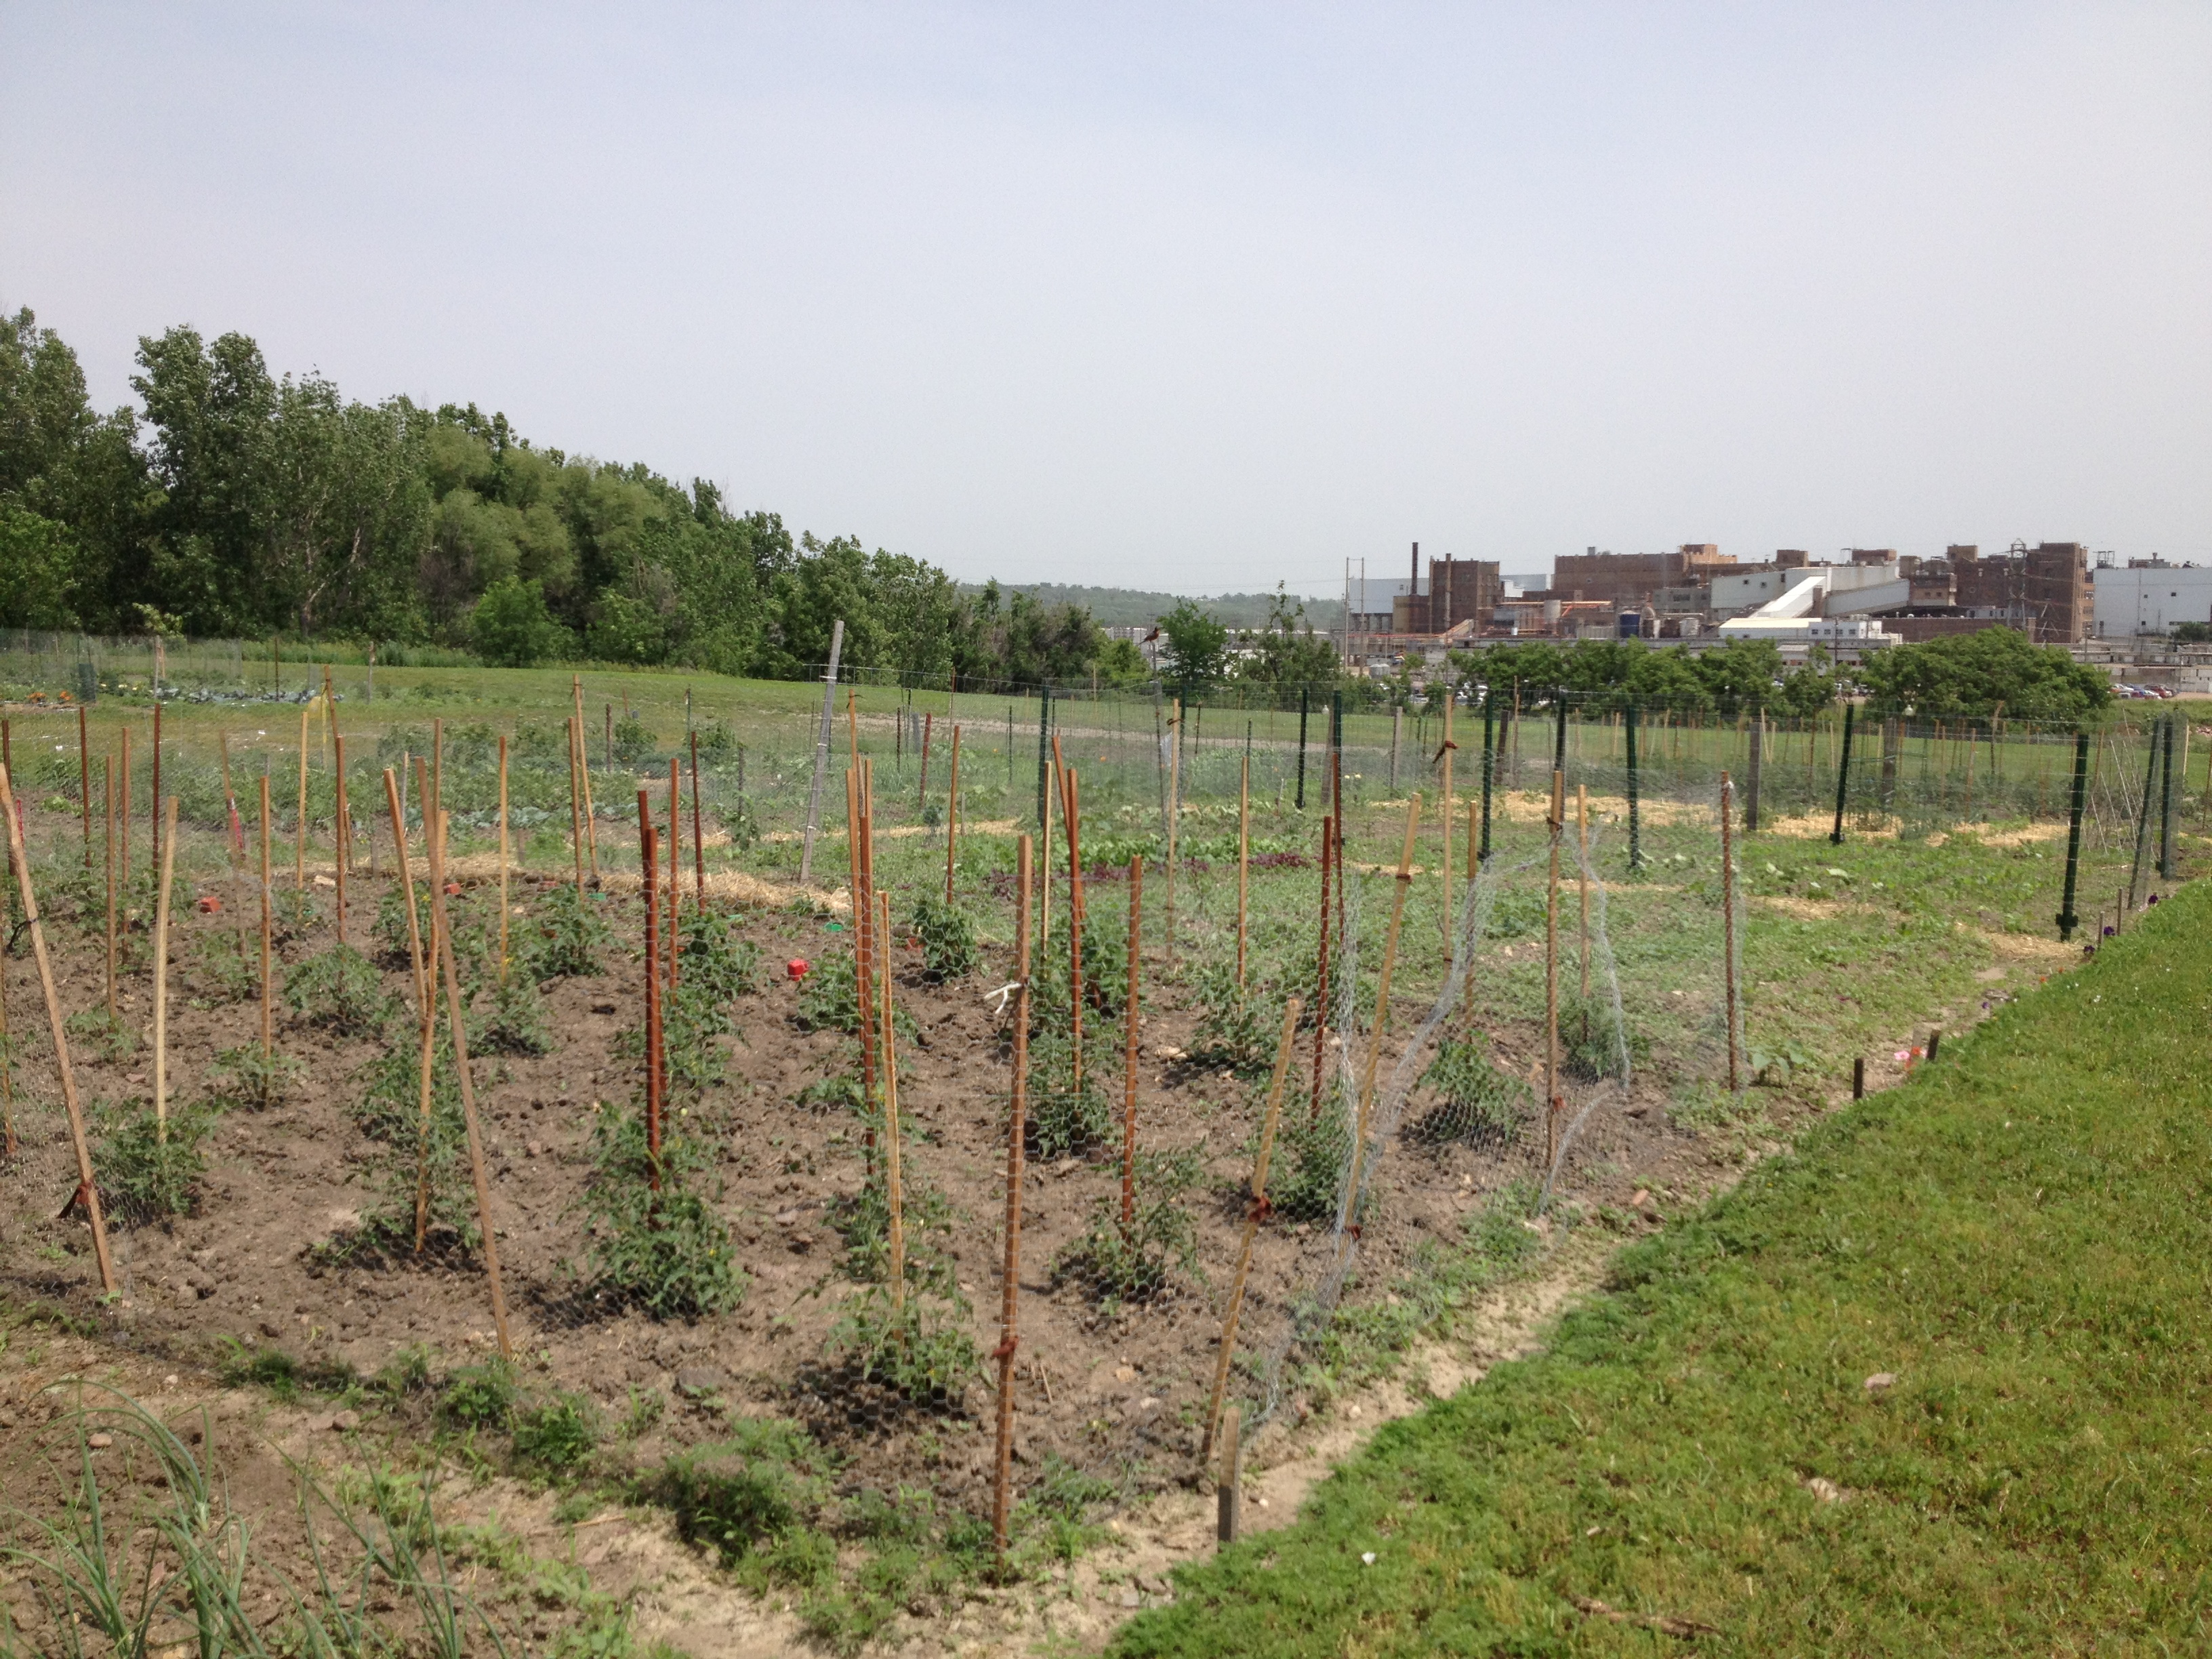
878,889,906,1310
296,701,309,891
847,766,878,1146
1200,996,1301,1465
103,760,117,1021
78,705,90,867
573,677,599,883
668,758,682,991
1439,690,1454,940
918,710,933,812
150,700,162,878
152,797,178,1140
991,837,1034,1559
1576,784,1590,1002
1338,797,1420,1245
333,733,350,943
690,730,705,915
259,776,274,1075
0,864,12,1156
1721,771,1740,1094
638,794,664,1188
944,726,962,904
382,768,436,1253
426,806,513,1357
567,714,586,889
119,724,130,874
1545,770,1563,1168
0,762,115,1292
497,735,510,983
1040,735,1054,957
1235,751,1250,987
1121,856,1143,1229
1164,701,1180,965
1054,737,1084,1092
1308,812,1334,1122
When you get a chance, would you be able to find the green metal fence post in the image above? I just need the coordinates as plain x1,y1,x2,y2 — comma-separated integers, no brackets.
2056,728,2089,941
1828,701,1856,846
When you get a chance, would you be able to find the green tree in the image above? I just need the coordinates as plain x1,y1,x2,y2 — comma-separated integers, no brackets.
0,504,81,628
1158,600,1231,703
1856,628,2111,720
469,577,572,666
1233,586,1340,708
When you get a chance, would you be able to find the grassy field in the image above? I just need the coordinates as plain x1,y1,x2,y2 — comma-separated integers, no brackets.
1113,878,2212,1656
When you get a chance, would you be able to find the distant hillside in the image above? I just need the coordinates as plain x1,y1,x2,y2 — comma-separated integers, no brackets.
958,582,1345,630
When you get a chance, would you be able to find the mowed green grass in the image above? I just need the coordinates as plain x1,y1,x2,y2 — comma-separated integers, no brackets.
1116,882,2212,1656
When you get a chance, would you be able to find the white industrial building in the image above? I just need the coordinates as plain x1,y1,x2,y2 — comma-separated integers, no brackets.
2091,562,2212,639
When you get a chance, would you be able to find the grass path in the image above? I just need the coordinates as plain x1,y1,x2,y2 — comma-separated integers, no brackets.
1114,882,2212,1656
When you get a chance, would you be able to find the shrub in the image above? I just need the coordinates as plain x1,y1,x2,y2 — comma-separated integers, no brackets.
205,1044,306,1112
94,1099,221,1223
820,1290,979,1405
611,714,655,764
520,882,610,979
905,893,981,982
1051,1147,1204,1306
283,943,392,1036
512,1394,598,1472
470,576,572,668
576,1107,745,1319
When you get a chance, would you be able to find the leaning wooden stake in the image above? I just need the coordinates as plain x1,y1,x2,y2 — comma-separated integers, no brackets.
1721,771,1741,1094
1545,770,1563,1167
846,766,878,1145
944,725,962,903
878,888,907,1309
382,768,437,1254
0,763,116,1292
1235,751,1250,987
1576,783,1590,1002
1054,737,1085,1091
426,807,514,1358
991,838,1035,1559
1338,798,1420,1249
1120,856,1145,1230
152,797,178,1140
1201,996,1301,1465
1216,1406,1242,1547
573,676,600,883
567,715,586,890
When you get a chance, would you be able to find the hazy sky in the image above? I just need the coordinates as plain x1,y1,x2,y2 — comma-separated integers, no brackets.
5,3,2208,594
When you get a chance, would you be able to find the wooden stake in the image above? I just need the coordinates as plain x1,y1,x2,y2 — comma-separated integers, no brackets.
1721,771,1740,1094
218,731,241,867
0,762,116,1293
1546,771,1563,1167
1216,1406,1242,1547
846,767,878,1146
992,836,1034,1559
690,730,705,914
1439,690,1454,939
103,760,117,1021
1040,735,1054,957
382,768,436,1253
150,700,162,878
333,733,350,943
1200,996,1300,1465
918,710,933,812
78,705,90,867
1339,799,1420,1245
296,701,309,891
497,735,510,983
1576,783,1590,1002
152,797,178,1140
1235,751,1250,987
1164,701,1181,965
944,725,962,904
1120,855,1144,1231
573,677,599,883
426,806,514,1357
119,724,130,876
638,794,663,1189
1054,736,1084,1092
668,759,682,990
259,776,274,1073
878,889,906,1310
1308,812,1334,1122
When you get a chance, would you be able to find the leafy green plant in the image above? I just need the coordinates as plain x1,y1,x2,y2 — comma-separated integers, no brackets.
64,1006,137,1063
438,1359,520,1430
905,893,981,982
796,951,861,1033
513,1393,599,1473
272,884,320,935
1269,1091,1354,1224
678,914,762,1002
820,1289,979,1405
611,714,655,764
831,1160,960,1296
653,1419,832,1564
523,882,611,979
374,881,434,966
576,1106,746,1319
205,1042,306,1111
1187,959,1280,1077
189,929,258,1003
796,1071,866,1115
93,1098,221,1222
1051,1147,1204,1306
476,973,554,1056
1025,1033,1115,1160
1410,1031,1534,1143
1747,1037,1815,1086
1559,986,1643,1081
284,941,393,1035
